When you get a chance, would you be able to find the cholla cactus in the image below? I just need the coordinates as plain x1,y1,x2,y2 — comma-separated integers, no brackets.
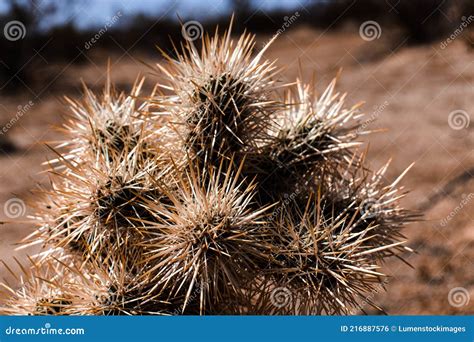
0,22,418,315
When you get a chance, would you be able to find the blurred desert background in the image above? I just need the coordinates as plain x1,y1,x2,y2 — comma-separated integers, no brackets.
0,0,473,314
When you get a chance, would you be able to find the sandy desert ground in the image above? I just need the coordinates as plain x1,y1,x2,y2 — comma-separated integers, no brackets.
0,26,473,314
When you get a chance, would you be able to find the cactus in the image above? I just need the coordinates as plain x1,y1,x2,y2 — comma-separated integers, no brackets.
0,23,417,315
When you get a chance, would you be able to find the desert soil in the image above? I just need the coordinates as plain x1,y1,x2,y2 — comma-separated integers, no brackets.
0,26,473,314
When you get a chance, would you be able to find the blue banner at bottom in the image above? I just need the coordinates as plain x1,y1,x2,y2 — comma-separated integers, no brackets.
0,316,472,342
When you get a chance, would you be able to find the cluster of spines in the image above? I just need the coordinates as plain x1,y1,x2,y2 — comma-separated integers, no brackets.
0,20,417,315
